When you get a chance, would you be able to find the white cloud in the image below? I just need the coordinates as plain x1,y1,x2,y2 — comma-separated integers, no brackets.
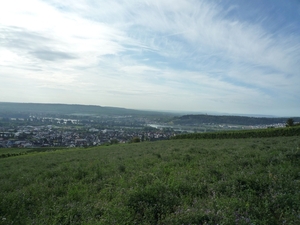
0,0,299,116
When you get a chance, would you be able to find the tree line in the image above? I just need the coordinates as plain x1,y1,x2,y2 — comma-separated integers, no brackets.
172,115,300,126
172,126,300,140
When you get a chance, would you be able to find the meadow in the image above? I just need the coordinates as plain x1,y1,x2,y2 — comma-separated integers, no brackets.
0,136,300,224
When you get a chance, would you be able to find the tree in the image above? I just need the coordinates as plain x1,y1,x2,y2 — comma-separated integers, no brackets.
110,139,119,145
286,118,294,127
131,137,140,143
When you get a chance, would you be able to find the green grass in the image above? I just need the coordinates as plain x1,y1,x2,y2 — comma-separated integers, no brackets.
0,147,67,158
0,148,29,155
173,126,300,140
1,137,300,224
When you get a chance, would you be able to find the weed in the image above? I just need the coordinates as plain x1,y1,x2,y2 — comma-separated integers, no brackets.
0,136,299,224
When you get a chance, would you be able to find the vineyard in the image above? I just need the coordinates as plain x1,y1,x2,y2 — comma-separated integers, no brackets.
172,126,300,140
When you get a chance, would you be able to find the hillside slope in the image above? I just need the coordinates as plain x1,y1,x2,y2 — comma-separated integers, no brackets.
1,137,300,224
0,102,169,117
172,114,300,125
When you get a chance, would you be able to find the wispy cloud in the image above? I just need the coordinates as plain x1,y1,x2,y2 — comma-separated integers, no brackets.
0,0,299,116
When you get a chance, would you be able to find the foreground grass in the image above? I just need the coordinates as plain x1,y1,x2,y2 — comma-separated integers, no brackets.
0,148,31,155
0,137,300,224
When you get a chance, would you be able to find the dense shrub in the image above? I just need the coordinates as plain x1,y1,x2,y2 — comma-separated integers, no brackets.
172,127,300,140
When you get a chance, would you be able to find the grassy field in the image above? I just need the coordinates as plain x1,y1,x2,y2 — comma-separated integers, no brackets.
0,147,67,158
0,148,29,155
0,136,300,224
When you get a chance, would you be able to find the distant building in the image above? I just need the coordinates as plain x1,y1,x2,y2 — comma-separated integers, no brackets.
75,139,87,146
89,128,99,132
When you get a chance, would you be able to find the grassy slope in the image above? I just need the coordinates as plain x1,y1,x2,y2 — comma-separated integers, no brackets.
0,137,300,225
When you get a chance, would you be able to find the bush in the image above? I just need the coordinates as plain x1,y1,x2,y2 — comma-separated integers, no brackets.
131,137,140,143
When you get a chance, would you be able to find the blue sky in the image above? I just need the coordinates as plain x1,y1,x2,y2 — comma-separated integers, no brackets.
0,0,299,116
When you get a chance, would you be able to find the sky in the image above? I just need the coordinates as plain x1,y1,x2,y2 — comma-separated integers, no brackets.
0,0,300,117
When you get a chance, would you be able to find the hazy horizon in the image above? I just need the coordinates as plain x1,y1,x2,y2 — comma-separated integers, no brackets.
1,101,298,118
1,0,299,117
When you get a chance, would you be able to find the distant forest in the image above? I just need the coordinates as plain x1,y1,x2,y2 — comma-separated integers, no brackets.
0,102,299,126
173,114,300,126
0,102,169,117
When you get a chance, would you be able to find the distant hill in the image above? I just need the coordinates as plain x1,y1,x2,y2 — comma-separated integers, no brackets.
172,114,300,126
1,102,299,125
0,102,170,117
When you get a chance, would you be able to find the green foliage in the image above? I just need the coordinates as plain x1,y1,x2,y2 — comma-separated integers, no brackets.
0,137,300,224
286,118,295,127
110,139,119,144
127,182,180,224
172,126,300,140
173,114,300,126
0,152,28,158
131,137,140,143
0,147,66,158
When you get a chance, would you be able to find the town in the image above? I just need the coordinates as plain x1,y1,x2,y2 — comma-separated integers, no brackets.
0,115,181,148
0,103,294,149
0,114,288,148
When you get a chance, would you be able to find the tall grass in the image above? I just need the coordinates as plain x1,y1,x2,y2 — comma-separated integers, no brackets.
0,137,299,224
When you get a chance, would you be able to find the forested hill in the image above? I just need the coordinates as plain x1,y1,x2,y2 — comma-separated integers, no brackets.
0,102,168,117
172,114,300,126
